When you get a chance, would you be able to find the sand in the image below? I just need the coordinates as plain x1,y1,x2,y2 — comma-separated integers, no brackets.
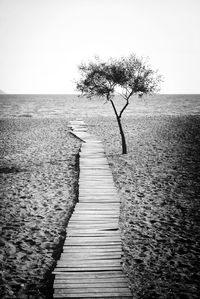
87,115,200,299
0,118,81,298
0,114,200,298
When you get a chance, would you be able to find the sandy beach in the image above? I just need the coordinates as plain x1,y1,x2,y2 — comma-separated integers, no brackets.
0,95,200,298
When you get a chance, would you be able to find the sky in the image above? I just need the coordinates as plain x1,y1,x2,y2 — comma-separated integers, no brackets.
0,0,200,94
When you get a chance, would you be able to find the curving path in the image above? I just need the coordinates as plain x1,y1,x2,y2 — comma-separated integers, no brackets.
53,120,132,298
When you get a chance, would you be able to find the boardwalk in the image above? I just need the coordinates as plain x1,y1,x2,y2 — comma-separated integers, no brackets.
53,120,132,298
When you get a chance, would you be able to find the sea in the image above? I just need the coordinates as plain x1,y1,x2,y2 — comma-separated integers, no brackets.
0,94,200,118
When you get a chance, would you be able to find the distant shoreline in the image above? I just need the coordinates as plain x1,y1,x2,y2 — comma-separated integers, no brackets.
1,93,200,96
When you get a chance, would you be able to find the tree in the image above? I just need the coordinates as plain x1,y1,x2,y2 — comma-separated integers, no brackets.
76,54,162,154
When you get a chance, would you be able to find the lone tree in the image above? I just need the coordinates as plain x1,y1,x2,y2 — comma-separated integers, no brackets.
76,54,162,154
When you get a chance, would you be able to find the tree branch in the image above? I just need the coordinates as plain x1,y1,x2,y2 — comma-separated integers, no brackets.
110,99,119,118
119,99,129,119
119,90,133,118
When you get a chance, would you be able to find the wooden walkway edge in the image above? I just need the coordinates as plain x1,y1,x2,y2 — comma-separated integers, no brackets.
53,120,132,298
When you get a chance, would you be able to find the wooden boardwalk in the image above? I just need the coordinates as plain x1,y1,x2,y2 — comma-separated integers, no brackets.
53,120,132,298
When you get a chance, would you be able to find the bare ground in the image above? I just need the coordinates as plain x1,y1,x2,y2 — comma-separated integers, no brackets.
0,118,81,298
87,115,200,299
1,114,200,299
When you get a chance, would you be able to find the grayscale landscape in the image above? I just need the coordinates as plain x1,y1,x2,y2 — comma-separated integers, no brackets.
1,0,200,298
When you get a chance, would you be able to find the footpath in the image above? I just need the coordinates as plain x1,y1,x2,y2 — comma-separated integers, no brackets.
53,120,132,298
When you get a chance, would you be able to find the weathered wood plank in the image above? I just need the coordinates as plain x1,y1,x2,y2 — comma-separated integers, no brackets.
54,277,128,283
70,218,119,221
60,255,121,260
66,236,121,240
64,242,121,247
56,262,122,267
54,287,131,294
53,273,125,278
78,195,119,198
54,294,132,298
54,282,129,288
75,206,119,209
62,247,122,252
73,210,119,214
66,232,120,237
54,267,122,271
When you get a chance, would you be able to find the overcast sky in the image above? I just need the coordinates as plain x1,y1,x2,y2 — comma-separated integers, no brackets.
0,0,199,94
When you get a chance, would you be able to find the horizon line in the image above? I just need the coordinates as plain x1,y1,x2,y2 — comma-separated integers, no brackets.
1,93,200,96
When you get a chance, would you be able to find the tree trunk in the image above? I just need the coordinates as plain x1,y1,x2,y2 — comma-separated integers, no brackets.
116,116,127,154
110,99,127,154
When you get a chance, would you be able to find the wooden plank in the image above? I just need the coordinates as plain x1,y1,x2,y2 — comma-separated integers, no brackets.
60,255,121,260
78,197,119,201
78,198,119,202
73,209,119,213
72,211,119,214
54,293,132,298
64,242,121,246
71,216,119,219
57,258,121,268
54,287,131,294
73,210,119,213
68,218,118,221
80,163,108,166
68,223,119,226
66,236,121,241
80,170,112,173
66,232,120,237
62,244,121,248
67,226,119,229
78,194,118,197
60,253,121,257
67,225,119,229
54,277,128,283
54,267,123,273
53,271,125,277
56,259,121,269
66,227,120,231
64,243,121,247
56,262,121,268
64,240,121,244
79,189,117,193
73,209,119,212
62,249,122,253
70,216,119,220
80,175,112,178
67,226,119,230
73,209,119,215
76,203,120,207
69,218,118,221
54,282,129,288
66,230,120,234
70,218,119,221
54,270,124,276
59,258,121,263
62,247,122,251
68,220,119,223
79,185,115,189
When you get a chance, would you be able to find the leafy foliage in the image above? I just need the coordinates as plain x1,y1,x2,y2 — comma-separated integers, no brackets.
76,54,162,102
